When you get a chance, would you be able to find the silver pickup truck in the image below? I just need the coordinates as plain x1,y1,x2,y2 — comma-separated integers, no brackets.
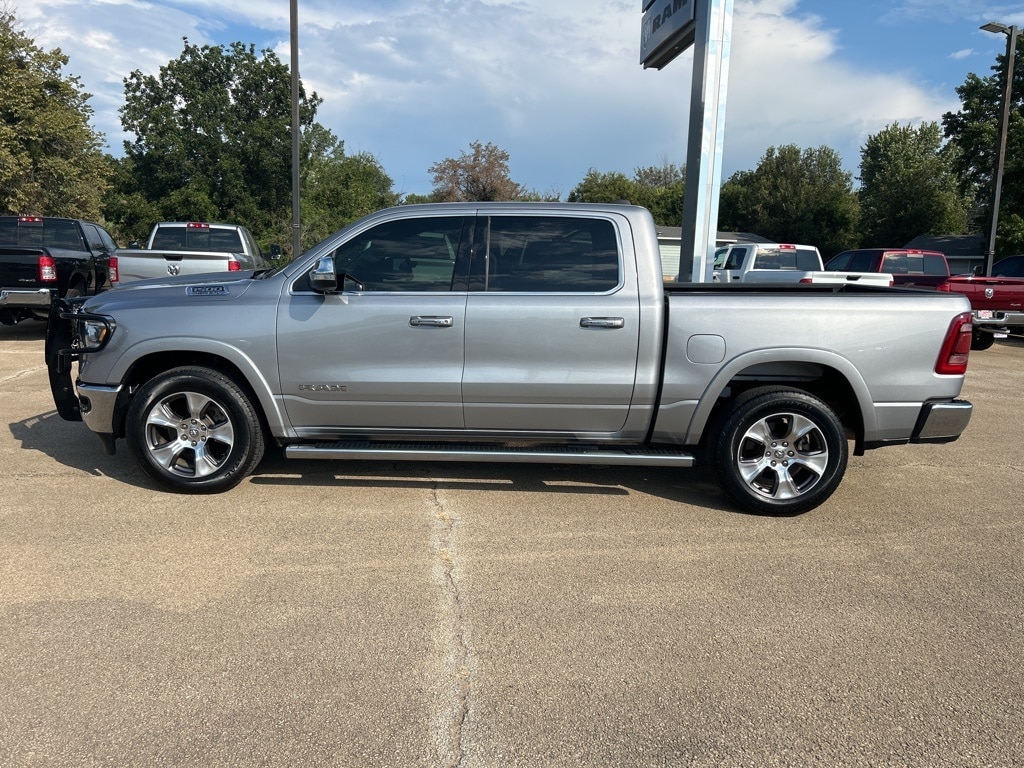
111,221,269,284
45,203,974,514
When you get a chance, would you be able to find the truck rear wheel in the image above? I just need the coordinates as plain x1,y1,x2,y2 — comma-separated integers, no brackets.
713,388,848,515
126,366,265,493
970,329,995,351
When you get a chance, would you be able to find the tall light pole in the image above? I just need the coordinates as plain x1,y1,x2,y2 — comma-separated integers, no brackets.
290,0,301,261
980,22,1018,277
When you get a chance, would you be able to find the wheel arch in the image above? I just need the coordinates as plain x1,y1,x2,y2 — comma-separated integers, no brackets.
686,349,874,456
109,345,285,442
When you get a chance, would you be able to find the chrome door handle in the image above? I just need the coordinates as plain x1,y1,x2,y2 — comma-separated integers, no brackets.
409,316,454,328
580,317,624,329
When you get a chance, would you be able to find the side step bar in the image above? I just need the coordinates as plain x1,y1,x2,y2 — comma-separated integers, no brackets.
285,441,697,468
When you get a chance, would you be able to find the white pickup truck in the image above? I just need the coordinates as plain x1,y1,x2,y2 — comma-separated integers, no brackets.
111,221,270,284
714,242,893,286
46,203,973,515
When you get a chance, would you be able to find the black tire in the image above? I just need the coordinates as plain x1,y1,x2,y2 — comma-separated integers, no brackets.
126,366,265,493
713,388,848,515
971,329,995,351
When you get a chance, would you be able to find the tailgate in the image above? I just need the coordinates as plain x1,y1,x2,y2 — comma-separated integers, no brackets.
0,246,46,286
947,278,1024,312
116,250,241,283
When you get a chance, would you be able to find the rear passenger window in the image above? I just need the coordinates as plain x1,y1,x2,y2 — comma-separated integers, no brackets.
480,216,620,293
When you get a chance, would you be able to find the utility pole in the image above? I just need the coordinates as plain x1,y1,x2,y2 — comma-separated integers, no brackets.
290,0,302,260
981,22,1018,277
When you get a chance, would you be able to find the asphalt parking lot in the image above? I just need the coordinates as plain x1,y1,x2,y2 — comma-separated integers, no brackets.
1,320,1022,768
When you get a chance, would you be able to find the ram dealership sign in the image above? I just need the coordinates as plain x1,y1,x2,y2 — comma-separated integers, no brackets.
640,0,697,69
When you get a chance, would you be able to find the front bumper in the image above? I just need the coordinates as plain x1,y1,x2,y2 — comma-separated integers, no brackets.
45,297,123,454
76,382,123,435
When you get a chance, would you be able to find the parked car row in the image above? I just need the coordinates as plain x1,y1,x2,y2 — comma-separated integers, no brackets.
712,242,893,286
1,217,269,325
5,215,1024,353
823,248,1024,350
705,241,1024,351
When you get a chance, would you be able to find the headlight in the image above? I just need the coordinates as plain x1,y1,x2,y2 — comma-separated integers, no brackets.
76,315,116,352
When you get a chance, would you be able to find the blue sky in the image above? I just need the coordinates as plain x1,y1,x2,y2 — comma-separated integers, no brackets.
16,0,1024,198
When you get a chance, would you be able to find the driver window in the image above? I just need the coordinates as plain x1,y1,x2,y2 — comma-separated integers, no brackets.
331,217,465,292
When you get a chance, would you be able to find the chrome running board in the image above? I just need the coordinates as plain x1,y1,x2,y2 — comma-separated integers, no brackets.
285,441,696,467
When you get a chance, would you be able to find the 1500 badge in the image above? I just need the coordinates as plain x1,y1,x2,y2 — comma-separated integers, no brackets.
298,384,347,392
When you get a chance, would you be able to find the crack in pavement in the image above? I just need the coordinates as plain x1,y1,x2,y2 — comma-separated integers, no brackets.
430,483,470,768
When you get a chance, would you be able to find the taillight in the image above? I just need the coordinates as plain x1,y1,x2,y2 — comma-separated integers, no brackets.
935,282,951,292
228,259,241,271
798,277,813,284
935,312,973,375
109,256,119,284
39,255,57,282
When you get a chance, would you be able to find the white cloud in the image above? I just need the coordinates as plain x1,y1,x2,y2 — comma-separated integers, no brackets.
722,0,958,174
950,48,974,60
12,0,968,195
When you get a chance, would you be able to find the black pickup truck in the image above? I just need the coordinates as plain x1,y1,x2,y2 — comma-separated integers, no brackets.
0,216,117,324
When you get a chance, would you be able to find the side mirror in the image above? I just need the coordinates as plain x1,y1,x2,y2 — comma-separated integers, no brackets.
973,264,985,277
128,241,141,249
308,257,338,293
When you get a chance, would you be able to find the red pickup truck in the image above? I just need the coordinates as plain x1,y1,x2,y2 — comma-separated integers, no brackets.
937,255,1024,350
825,248,950,288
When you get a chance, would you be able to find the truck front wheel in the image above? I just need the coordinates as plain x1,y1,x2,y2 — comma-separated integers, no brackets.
126,366,265,493
713,389,848,515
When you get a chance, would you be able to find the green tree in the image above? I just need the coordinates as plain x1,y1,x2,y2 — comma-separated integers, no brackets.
0,11,109,218
858,122,969,246
428,141,525,202
718,144,860,258
115,38,338,256
301,147,399,245
568,169,635,203
943,37,1024,255
568,162,684,226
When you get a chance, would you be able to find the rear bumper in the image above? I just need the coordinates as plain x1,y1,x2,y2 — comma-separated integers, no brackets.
972,309,1024,329
1,288,55,309
911,400,973,443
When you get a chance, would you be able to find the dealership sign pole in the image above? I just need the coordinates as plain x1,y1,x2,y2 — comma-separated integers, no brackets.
641,0,733,282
